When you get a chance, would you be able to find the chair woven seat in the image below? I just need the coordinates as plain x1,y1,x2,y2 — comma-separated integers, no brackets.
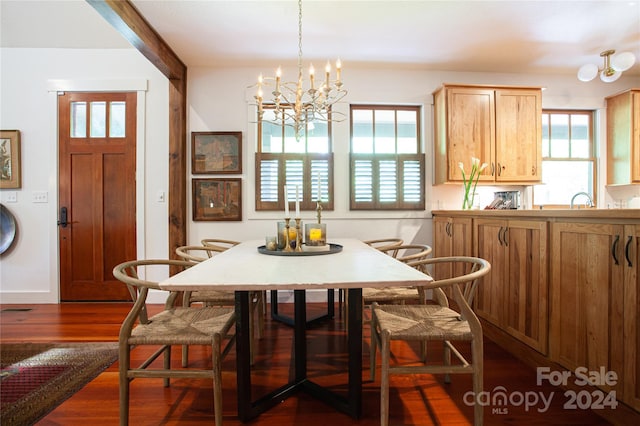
129,307,235,345
370,256,491,426
372,304,471,341
113,258,236,426
362,287,421,302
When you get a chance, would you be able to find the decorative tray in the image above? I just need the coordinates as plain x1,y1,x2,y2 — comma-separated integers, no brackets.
257,243,343,256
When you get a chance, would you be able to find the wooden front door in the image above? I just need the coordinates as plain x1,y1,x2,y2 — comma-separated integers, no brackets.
58,92,136,301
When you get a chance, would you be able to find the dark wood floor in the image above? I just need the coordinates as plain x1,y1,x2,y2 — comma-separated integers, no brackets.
0,302,620,425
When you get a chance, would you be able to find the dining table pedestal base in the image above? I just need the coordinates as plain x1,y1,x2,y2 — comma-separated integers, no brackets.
235,288,362,421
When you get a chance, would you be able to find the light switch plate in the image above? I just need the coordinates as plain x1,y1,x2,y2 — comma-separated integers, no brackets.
2,191,17,203
32,191,48,203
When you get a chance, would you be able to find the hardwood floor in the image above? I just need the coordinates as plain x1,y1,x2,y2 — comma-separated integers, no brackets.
0,302,621,425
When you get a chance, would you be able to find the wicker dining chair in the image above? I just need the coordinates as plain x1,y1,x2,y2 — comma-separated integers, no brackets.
363,238,404,258
201,238,240,252
362,244,433,305
175,244,263,365
369,256,491,426
113,259,236,426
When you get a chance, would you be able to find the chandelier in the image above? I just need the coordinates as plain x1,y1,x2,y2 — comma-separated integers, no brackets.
253,0,347,140
577,49,636,83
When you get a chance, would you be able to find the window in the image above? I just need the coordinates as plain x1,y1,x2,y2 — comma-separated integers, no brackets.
533,110,596,207
350,105,424,210
255,105,333,211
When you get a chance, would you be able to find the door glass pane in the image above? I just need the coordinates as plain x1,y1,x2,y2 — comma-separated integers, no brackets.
70,102,86,138
109,101,126,137
90,101,106,138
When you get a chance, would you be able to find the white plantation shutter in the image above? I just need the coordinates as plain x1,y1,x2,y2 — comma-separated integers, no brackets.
259,159,279,202
354,159,374,204
256,153,333,211
379,160,397,203
402,159,422,203
350,155,424,210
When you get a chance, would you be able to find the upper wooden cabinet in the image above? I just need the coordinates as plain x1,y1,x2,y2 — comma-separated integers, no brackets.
433,84,542,185
606,89,640,185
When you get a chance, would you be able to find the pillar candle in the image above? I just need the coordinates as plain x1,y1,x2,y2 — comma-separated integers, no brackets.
295,185,300,218
284,185,289,217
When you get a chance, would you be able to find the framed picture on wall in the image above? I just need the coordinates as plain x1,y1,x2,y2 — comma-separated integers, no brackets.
191,131,242,174
0,130,21,189
192,178,242,221
0,130,21,188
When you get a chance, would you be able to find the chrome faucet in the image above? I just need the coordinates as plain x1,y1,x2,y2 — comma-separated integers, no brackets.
570,192,593,209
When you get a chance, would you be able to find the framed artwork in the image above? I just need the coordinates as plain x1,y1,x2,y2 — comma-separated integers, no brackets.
193,178,242,221
191,131,242,174
0,130,21,189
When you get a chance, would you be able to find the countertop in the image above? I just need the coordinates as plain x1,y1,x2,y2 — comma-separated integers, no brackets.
432,209,640,220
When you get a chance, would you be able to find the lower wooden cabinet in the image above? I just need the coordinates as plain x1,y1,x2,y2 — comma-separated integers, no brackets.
474,218,548,354
549,221,640,409
433,211,640,417
432,215,472,280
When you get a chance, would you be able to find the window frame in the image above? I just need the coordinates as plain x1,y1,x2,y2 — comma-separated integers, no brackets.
533,109,597,208
349,104,425,211
255,104,334,212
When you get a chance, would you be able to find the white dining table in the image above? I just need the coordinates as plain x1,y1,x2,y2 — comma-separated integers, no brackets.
160,238,433,421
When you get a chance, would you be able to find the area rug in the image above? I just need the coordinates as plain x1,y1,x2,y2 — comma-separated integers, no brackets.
0,342,119,426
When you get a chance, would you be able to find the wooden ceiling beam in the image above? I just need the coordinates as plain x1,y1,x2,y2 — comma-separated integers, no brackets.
86,0,187,263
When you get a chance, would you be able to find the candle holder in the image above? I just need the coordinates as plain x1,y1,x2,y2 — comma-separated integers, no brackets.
283,218,293,252
294,218,303,252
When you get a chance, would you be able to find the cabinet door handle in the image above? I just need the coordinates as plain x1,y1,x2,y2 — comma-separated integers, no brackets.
503,227,509,246
446,222,451,237
491,163,495,176
497,227,504,246
625,236,633,267
497,162,502,177
612,235,620,265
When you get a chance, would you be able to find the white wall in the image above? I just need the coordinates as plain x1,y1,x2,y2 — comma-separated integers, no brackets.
1,45,638,304
0,47,169,303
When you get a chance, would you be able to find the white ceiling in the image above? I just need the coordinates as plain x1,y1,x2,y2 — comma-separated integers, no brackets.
1,0,639,78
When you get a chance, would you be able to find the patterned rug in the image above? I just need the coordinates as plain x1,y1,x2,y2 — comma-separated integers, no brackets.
0,342,119,426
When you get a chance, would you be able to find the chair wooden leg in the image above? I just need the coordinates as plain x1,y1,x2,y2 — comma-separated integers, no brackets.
213,333,223,426
119,344,130,426
163,345,171,387
443,340,452,384
380,330,391,426
182,345,189,367
473,336,484,426
369,319,378,381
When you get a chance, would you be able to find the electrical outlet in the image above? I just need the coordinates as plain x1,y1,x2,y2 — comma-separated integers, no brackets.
2,191,17,203
32,191,48,203
157,191,166,203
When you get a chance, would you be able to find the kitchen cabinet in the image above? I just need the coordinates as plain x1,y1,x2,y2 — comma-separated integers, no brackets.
474,218,548,353
432,215,473,281
549,221,625,396
606,89,640,185
433,84,542,185
622,224,640,410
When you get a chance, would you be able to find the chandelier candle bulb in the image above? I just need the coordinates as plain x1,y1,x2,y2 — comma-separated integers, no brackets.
275,67,281,93
336,59,342,83
309,64,315,90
